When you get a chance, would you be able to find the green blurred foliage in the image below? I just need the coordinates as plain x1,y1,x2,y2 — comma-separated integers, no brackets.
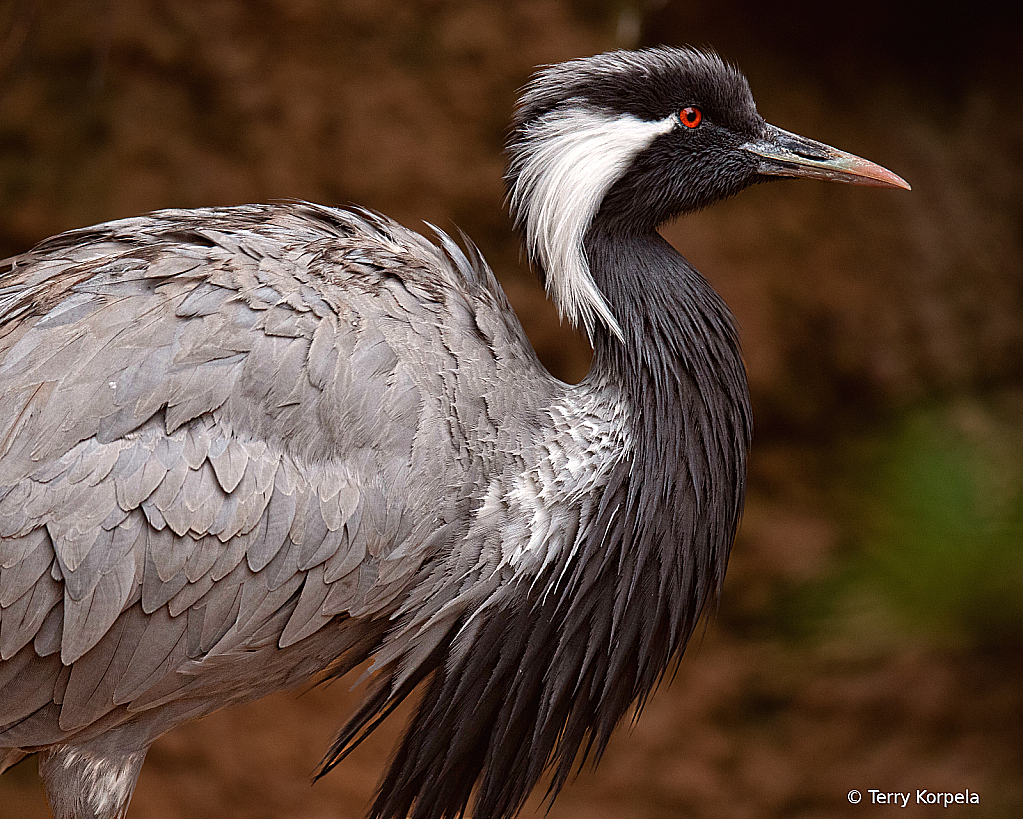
837,400,1023,650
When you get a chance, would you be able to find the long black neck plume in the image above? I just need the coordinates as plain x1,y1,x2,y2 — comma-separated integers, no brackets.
469,224,752,814
321,226,752,819
584,224,752,634
489,223,753,808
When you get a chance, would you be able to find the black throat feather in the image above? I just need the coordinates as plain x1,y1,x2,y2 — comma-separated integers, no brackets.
318,227,751,819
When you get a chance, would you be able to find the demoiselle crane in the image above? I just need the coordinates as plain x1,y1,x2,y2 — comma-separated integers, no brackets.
0,47,908,819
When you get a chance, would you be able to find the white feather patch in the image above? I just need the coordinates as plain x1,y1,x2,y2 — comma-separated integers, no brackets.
499,387,632,572
509,108,677,341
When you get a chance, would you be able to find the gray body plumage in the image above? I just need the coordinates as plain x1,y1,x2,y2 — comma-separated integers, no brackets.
1,45,906,819
0,203,666,818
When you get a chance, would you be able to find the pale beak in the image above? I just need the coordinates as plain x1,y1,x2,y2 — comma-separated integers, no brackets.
744,124,911,190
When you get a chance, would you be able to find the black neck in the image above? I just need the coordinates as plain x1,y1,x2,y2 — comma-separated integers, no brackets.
581,221,752,634
584,224,751,505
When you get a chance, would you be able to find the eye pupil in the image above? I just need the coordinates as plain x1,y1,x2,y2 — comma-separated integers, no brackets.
680,106,702,128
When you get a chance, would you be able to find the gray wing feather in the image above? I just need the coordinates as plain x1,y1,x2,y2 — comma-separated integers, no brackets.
0,202,555,750
209,436,248,494
61,612,137,731
0,528,50,607
0,645,64,727
145,519,191,585
61,556,136,663
247,468,296,572
114,607,189,704
322,522,365,583
166,571,215,618
141,545,188,614
148,457,190,519
0,563,61,660
194,571,245,653
184,535,220,584
33,604,63,657
279,566,333,648
262,530,303,592
291,491,329,567
114,453,168,516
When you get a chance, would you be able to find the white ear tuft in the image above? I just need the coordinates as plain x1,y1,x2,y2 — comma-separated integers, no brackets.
508,107,676,343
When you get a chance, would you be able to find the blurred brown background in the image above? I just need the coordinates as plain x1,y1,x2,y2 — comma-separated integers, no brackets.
1,1,1021,817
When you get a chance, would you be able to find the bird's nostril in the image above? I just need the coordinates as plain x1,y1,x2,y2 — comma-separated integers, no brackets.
778,135,830,160
792,146,830,160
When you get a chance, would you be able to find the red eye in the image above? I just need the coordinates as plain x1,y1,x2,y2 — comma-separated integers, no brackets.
679,106,703,128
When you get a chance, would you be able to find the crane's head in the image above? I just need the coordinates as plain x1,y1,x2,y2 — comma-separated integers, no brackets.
506,46,909,340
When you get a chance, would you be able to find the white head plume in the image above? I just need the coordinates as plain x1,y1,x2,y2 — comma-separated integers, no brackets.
508,105,677,343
